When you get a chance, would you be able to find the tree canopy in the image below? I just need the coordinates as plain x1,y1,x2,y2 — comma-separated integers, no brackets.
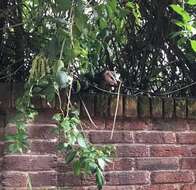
0,0,196,96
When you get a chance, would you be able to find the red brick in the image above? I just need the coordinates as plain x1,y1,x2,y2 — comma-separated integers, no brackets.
0,141,4,155
181,184,196,190
105,171,149,185
57,158,135,173
124,96,137,118
71,186,135,190
151,171,193,184
106,120,150,130
181,158,196,169
29,172,57,187
57,159,72,173
151,97,163,118
88,131,133,144
3,155,57,171
136,158,178,170
150,145,190,157
2,188,56,190
188,120,196,130
190,145,196,156
177,133,196,144
33,110,57,124
30,140,57,154
58,172,82,186
134,132,176,144
151,120,189,131
110,95,123,117
105,158,135,171
136,184,179,190
0,127,4,140
28,124,57,139
102,187,134,190
82,119,106,130
2,172,27,187
80,94,95,118
117,145,149,157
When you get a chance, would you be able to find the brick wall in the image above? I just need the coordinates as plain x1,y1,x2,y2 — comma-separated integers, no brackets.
1,84,196,189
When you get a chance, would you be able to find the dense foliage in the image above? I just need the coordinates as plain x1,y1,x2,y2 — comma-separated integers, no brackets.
0,0,196,96
0,0,196,189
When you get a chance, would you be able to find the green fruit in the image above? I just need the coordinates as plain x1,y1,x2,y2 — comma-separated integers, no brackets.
56,71,69,88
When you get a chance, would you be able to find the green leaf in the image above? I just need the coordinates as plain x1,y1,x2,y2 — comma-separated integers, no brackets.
170,4,191,22
186,0,196,5
73,160,81,176
190,40,196,52
96,168,105,190
77,134,87,148
65,150,77,164
56,0,72,11
97,158,106,170
52,113,62,122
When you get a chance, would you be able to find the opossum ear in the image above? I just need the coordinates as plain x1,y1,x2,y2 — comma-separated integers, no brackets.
103,70,118,86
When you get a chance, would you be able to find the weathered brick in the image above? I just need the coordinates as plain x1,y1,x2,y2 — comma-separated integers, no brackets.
116,145,149,157
109,95,123,117
106,120,150,130
151,120,189,131
163,98,174,118
58,173,82,187
3,155,57,171
150,145,190,157
33,110,57,124
136,158,178,170
80,94,95,118
188,120,196,130
28,124,57,139
181,184,196,190
135,184,179,190
138,96,150,118
95,94,109,117
177,133,196,144
151,97,163,118
88,131,133,144
0,141,4,155
57,158,135,172
124,96,137,118
180,158,196,169
0,127,4,140
188,99,196,119
190,145,196,156
105,171,149,185
105,158,135,171
29,172,57,187
2,172,27,187
151,171,193,184
72,187,135,190
175,98,187,119
134,132,176,144
30,140,57,154
82,119,106,130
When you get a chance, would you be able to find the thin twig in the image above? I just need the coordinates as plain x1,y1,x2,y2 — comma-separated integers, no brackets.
56,89,64,116
0,23,23,31
66,78,73,117
110,81,122,139
81,99,97,128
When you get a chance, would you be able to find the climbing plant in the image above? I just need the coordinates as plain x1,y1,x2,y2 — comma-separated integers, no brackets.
4,0,141,189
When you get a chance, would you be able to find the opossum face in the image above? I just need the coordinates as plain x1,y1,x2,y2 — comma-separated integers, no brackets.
103,71,118,86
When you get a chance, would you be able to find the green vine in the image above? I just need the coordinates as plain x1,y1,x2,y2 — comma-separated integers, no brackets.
4,0,141,189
